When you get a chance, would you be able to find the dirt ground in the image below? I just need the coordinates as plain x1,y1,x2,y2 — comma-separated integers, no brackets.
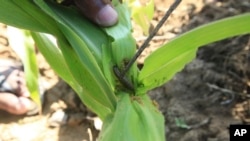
0,0,250,141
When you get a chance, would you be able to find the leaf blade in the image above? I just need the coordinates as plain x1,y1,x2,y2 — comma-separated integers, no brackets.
7,27,41,110
138,13,250,93
31,32,113,119
0,0,59,34
34,0,107,65
34,0,117,116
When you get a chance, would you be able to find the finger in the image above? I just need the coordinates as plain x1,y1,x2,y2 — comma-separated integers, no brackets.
0,93,31,115
16,71,30,97
73,0,118,26
5,69,30,97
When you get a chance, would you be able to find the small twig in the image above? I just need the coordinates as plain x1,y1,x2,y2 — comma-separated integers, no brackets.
207,83,235,94
113,66,135,91
135,35,174,42
189,117,211,129
206,83,236,105
120,0,182,77
227,70,248,84
87,128,93,141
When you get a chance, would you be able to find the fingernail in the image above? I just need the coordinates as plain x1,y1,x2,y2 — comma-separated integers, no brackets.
96,5,118,27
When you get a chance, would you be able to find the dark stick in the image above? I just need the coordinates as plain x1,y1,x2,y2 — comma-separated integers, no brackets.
113,66,135,91
120,0,182,77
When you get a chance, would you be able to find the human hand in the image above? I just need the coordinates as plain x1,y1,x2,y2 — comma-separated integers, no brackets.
73,0,118,27
0,60,37,115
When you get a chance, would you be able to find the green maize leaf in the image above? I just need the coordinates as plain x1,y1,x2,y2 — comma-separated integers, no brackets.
56,33,116,117
8,27,41,110
23,31,41,110
98,93,165,141
104,3,136,66
138,13,250,93
33,0,117,116
30,33,71,83
0,0,59,35
58,39,114,119
102,43,116,90
131,95,165,141
34,0,107,66
31,32,113,119
128,0,154,35
103,3,138,90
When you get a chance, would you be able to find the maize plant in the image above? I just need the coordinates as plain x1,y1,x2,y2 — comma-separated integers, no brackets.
0,0,250,140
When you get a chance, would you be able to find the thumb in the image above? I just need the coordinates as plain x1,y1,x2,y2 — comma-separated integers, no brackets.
73,0,118,27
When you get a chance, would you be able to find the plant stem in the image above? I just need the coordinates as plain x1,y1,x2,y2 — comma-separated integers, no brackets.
120,0,182,77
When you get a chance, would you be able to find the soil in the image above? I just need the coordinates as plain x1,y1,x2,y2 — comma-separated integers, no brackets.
1,0,250,141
